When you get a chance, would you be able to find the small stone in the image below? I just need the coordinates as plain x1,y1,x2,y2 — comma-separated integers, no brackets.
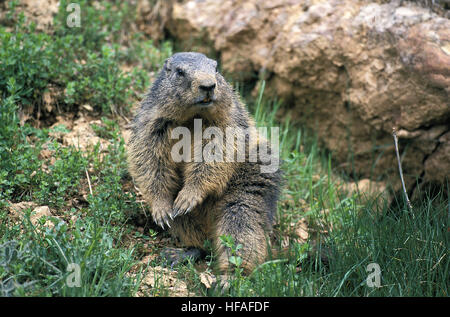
30,206,52,226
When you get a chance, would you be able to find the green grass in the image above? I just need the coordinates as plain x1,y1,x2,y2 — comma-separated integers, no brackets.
0,1,448,297
1,0,171,115
0,0,164,296
0,94,144,296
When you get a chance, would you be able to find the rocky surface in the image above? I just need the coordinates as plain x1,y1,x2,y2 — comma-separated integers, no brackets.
145,0,449,193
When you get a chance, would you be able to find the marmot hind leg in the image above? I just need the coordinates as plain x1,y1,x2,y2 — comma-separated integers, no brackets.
212,195,274,275
211,163,281,274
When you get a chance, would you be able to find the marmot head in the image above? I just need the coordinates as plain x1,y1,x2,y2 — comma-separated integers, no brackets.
165,52,218,107
149,52,233,122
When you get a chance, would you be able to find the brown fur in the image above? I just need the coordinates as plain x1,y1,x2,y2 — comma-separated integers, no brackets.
127,52,281,274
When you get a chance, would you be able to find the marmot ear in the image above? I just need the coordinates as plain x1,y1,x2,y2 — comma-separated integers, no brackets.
163,58,172,72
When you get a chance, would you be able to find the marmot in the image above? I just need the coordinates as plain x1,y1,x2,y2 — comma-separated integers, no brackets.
127,52,281,274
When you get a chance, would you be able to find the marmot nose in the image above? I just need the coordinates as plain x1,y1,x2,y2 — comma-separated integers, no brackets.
199,83,216,92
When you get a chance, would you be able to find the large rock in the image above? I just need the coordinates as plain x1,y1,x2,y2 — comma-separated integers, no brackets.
146,0,449,193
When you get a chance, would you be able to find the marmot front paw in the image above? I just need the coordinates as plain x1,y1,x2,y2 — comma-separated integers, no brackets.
173,187,204,217
151,200,175,228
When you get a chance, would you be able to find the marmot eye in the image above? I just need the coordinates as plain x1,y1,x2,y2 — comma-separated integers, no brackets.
176,68,185,77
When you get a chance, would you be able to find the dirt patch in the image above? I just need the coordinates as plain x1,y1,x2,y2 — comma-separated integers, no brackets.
340,178,391,202
130,265,195,297
7,201,38,219
7,202,66,232
57,116,110,151
0,0,59,31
